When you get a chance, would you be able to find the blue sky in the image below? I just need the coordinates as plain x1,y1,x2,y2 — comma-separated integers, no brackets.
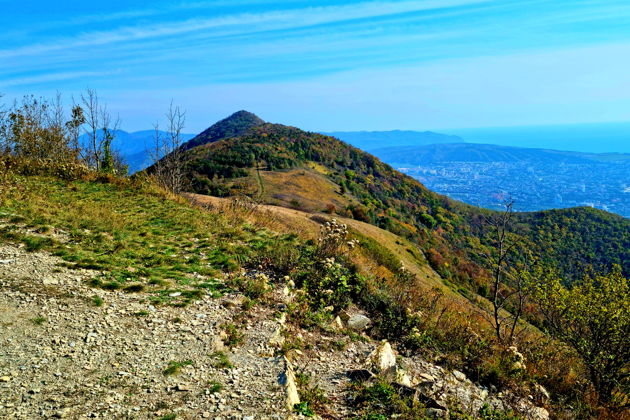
2,0,630,132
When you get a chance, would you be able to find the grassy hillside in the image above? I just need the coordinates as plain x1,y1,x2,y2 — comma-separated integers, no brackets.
177,117,630,291
2,159,628,417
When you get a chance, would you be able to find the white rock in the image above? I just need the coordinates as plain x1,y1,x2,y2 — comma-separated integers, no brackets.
419,373,436,383
280,357,300,410
452,370,467,382
43,278,59,285
329,316,344,331
531,407,550,420
366,341,396,373
534,383,550,401
210,335,226,353
395,367,413,387
268,326,285,348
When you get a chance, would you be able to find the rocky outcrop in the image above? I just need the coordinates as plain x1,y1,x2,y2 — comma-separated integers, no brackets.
366,340,397,373
357,340,549,420
280,357,300,410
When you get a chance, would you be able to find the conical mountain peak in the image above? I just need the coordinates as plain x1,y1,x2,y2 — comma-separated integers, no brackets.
182,110,265,150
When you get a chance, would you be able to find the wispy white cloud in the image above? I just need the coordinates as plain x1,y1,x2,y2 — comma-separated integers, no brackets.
4,0,630,131
150,41,630,131
62,0,309,26
0,0,484,59
2,70,121,88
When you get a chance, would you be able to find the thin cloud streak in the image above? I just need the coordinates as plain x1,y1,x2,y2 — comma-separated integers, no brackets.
0,0,484,59
2,70,121,88
4,0,630,130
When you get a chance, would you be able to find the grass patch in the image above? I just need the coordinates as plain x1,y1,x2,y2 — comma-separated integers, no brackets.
30,316,46,325
162,360,193,376
91,295,104,307
23,235,53,252
349,378,424,419
207,381,223,393
0,175,281,299
123,283,145,293
295,371,330,417
294,402,315,417
220,323,244,348
355,232,402,274
210,351,233,369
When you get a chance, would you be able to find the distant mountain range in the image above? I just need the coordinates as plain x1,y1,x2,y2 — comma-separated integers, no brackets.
79,130,195,173
103,124,629,218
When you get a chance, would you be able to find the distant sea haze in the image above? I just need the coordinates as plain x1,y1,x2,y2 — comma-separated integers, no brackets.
442,122,630,154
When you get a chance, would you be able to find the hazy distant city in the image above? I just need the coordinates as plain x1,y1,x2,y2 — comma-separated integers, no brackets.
333,131,630,218
399,160,630,217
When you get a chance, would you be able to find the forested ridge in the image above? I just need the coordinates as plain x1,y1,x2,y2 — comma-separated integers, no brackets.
178,117,630,290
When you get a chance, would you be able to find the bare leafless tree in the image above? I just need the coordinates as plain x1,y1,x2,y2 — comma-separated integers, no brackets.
481,199,529,345
81,89,100,167
46,92,69,161
149,101,187,193
80,89,120,170
0,93,8,154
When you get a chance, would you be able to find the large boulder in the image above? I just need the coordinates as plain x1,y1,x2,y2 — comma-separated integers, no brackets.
347,314,371,331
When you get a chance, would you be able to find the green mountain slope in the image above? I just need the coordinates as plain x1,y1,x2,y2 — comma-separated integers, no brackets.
176,113,630,288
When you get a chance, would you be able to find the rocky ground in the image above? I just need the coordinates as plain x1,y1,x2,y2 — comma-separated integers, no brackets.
0,242,550,419
0,243,291,419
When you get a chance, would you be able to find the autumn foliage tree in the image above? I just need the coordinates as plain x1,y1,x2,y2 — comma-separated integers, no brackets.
0,90,125,175
0,94,83,161
533,266,630,407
